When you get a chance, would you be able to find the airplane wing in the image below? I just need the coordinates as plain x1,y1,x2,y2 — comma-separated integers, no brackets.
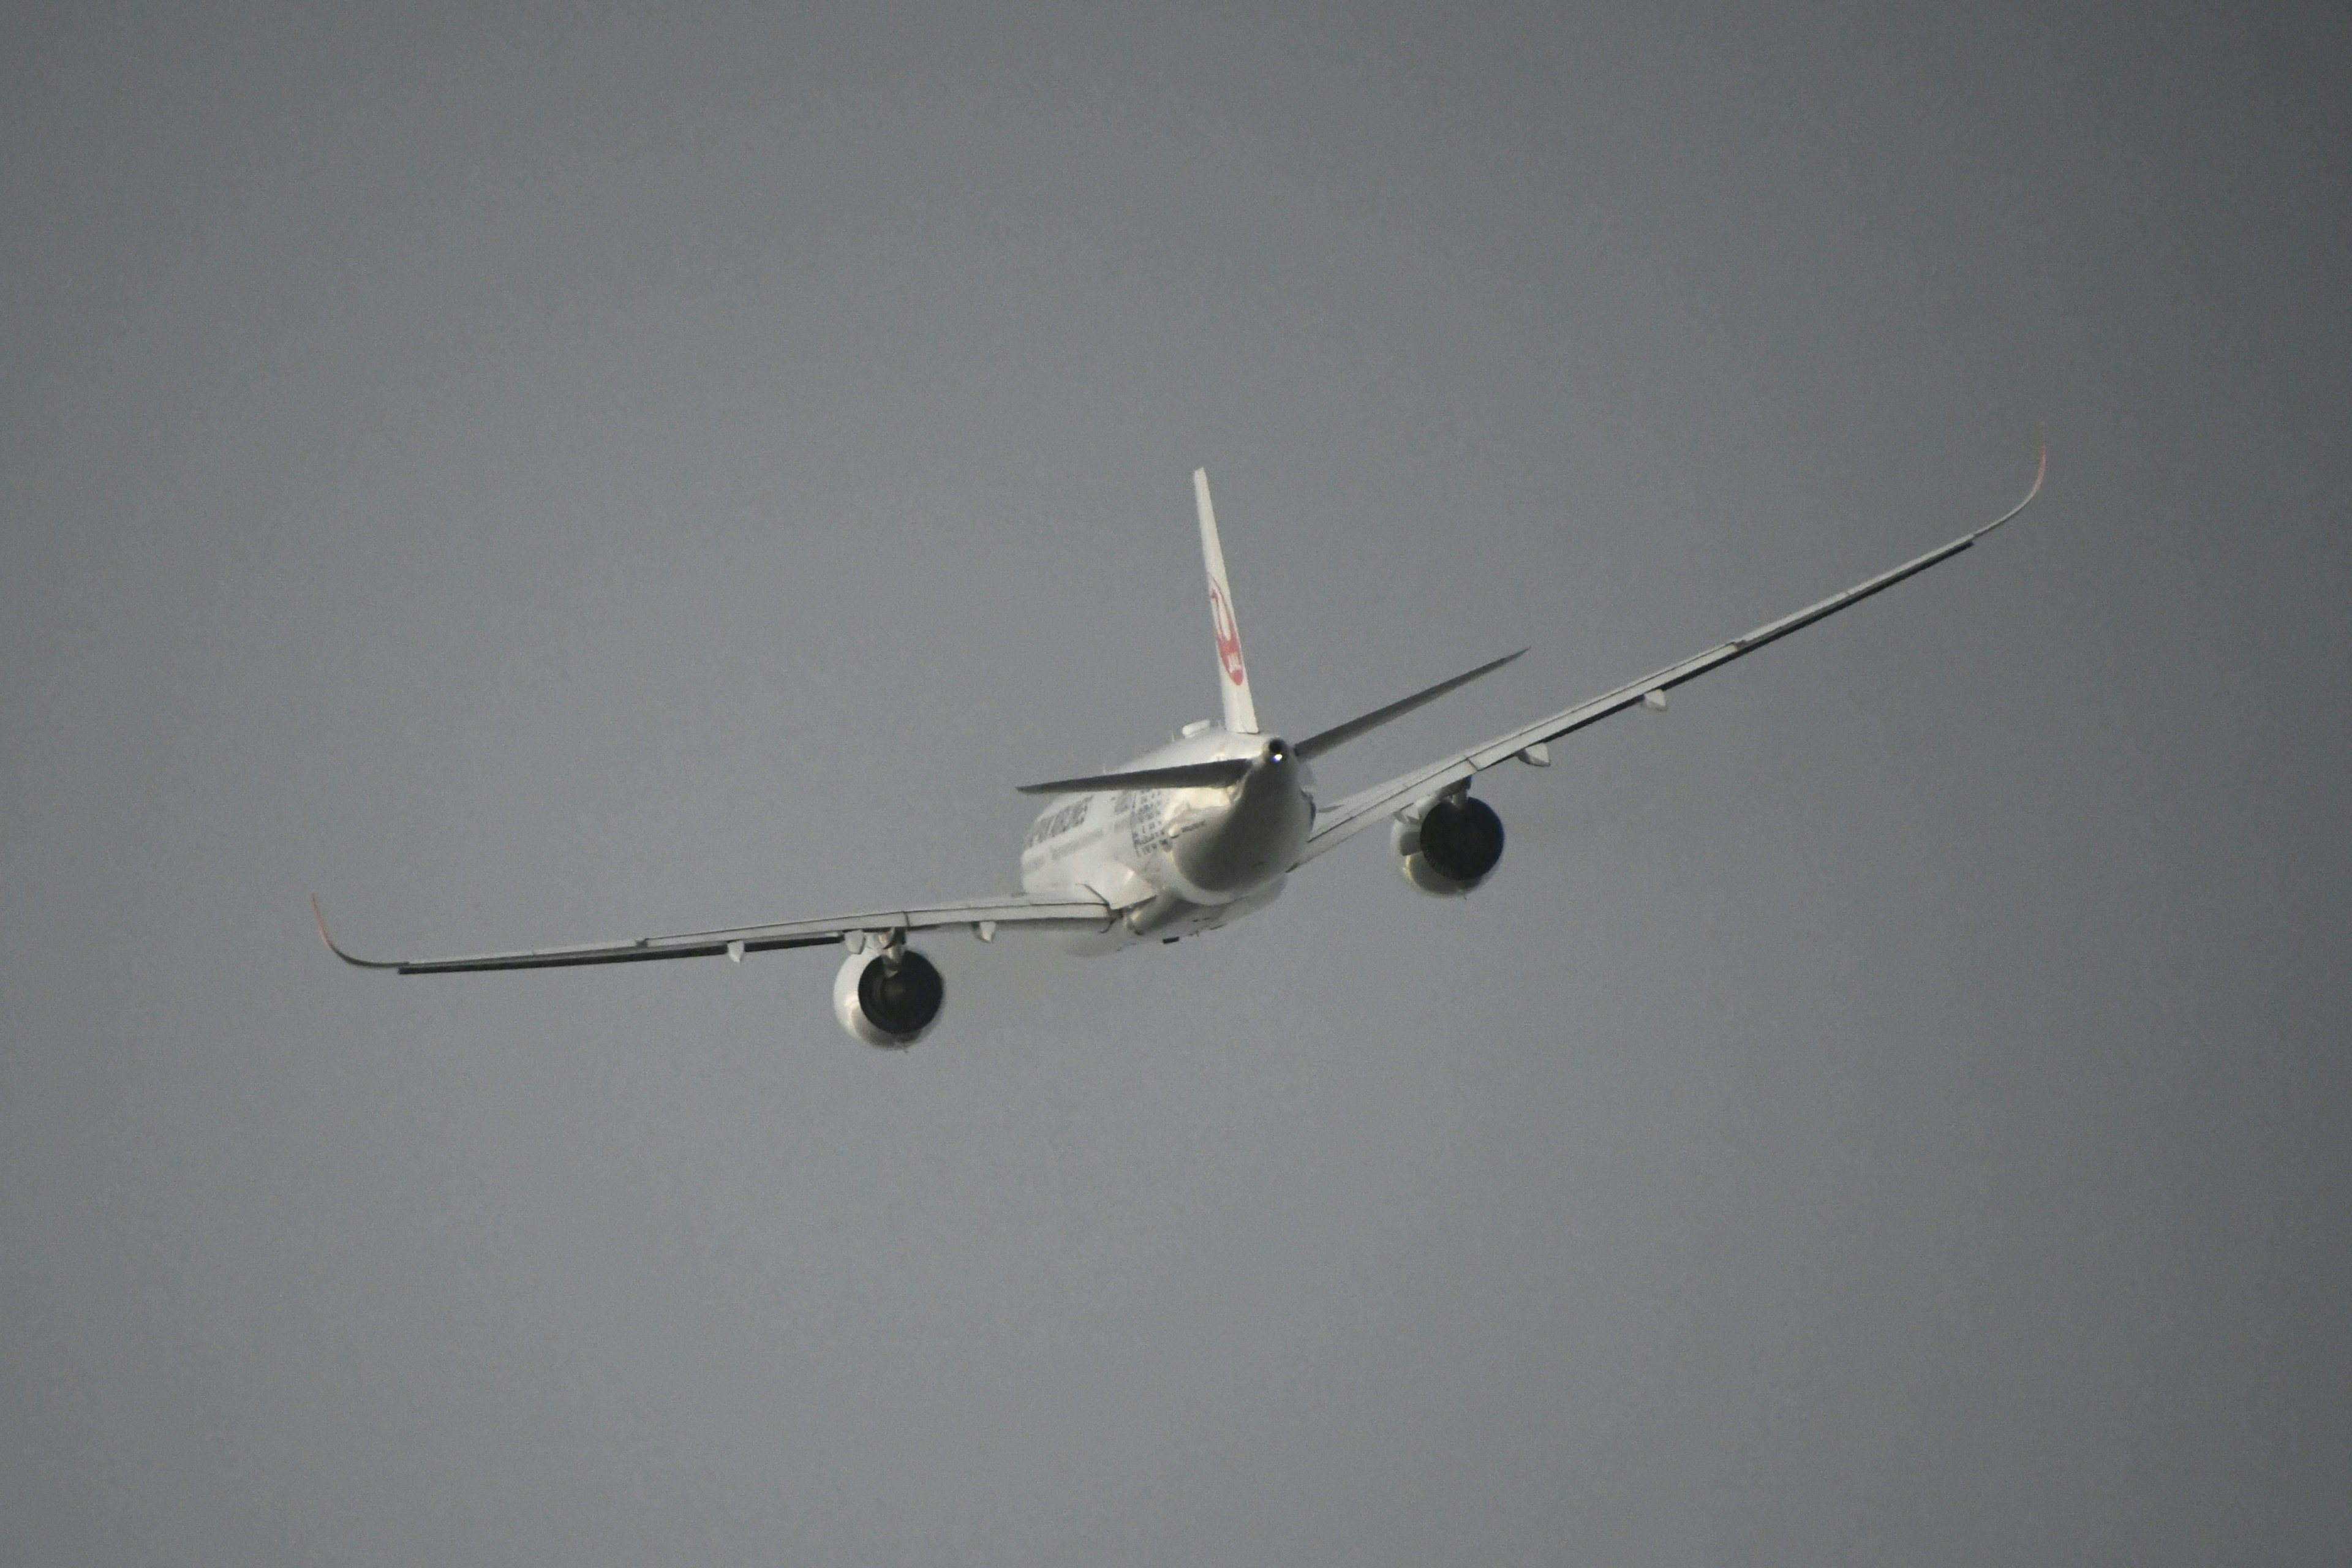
313,892,1114,974
1294,451,2047,868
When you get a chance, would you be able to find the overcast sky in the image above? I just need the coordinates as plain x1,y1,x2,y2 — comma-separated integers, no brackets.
5,3,2348,1563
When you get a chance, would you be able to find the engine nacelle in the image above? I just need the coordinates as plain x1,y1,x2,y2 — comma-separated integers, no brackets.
833,947,946,1048
1390,793,1505,895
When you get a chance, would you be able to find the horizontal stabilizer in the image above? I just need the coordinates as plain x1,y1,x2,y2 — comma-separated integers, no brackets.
1295,649,1524,761
1016,758,1252,797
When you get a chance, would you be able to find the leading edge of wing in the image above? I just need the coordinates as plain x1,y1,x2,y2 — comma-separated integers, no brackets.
1294,449,2048,866
312,892,1114,975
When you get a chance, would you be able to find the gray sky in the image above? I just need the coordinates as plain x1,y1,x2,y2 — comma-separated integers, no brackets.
5,2,2348,1562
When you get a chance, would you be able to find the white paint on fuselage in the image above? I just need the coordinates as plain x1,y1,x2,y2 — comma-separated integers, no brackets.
1019,723,1314,953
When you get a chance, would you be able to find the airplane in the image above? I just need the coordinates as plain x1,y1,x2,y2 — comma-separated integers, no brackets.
317,454,2046,1046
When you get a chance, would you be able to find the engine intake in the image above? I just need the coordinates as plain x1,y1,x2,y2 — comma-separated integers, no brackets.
834,948,946,1047
1392,794,1505,895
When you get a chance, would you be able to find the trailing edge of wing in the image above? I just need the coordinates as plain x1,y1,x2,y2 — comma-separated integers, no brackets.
1016,759,1252,796
1295,649,1524,761
1294,448,2047,867
312,892,1114,975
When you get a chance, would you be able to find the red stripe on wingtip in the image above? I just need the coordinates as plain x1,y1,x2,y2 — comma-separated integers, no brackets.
311,895,337,952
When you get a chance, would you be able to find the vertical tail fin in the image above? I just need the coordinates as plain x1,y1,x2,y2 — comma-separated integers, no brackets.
1193,468,1260,735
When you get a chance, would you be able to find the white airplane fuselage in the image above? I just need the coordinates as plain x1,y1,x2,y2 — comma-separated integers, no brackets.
1019,726,1313,952
313,454,2047,1054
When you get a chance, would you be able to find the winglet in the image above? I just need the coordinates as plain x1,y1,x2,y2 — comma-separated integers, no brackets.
1973,442,2047,542
312,895,399,970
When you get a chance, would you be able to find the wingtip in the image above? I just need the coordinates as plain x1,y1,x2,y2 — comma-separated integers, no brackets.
312,895,393,970
312,894,347,958
1975,442,2048,541
1479,647,1529,680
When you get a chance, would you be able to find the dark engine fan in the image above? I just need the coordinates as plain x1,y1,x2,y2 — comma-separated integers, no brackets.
1390,793,1505,895
832,946,946,1047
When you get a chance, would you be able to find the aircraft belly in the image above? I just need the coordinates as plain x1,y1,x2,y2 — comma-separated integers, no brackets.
1168,780,1310,900
1017,746,1310,954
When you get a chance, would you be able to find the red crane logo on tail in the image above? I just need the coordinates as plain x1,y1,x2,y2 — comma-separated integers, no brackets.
1209,581,1246,685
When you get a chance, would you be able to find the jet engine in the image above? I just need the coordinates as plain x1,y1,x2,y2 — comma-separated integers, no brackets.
1391,793,1505,895
833,945,945,1047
